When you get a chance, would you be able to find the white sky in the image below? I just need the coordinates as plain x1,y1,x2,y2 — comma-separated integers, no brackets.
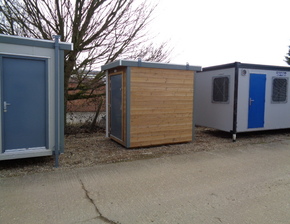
150,0,290,67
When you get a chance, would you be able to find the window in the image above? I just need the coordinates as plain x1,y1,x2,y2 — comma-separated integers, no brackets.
212,76,229,103
272,77,288,103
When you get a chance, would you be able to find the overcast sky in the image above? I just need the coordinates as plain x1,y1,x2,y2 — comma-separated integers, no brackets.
150,0,290,67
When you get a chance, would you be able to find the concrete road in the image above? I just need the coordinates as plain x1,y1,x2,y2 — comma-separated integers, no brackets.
1,140,290,224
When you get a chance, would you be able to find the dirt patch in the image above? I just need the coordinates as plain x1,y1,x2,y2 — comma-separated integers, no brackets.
0,127,289,178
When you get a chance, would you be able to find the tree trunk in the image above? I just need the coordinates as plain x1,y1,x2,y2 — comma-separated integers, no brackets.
90,98,103,132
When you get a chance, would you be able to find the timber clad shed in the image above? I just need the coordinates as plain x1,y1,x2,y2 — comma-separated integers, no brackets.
102,60,202,148
195,62,290,141
0,34,73,160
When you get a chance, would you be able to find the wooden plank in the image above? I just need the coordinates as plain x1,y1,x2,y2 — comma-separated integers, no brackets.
130,122,192,134
130,90,193,97
131,73,193,81
130,111,192,116
131,129,193,137
130,105,193,111
131,103,193,108
131,128,192,138
131,117,192,126
130,136,192,148
131,92,193,98
130,133,192,142
131,100,193,107
131,73,194,81
131,110,192,115
130,123,193,132
131,82,193,89
131,80,193,88
131,101,193,107
131,67,194,77
131,96,193,103
131,76,193,85
131,105,193,111
130,112,192,120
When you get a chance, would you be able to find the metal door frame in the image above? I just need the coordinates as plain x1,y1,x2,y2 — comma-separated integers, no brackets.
109,72,123,142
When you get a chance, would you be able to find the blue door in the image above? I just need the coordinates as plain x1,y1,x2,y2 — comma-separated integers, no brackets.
110,74,122,140
2,56,47,151
248,73,266,128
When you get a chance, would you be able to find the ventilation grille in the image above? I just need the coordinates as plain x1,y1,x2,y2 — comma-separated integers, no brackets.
272,78,287,102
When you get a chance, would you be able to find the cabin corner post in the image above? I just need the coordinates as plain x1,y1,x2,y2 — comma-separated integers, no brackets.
105,70,109,138
192,71,196,141
125,67,131,148
53,35,61,167
59,48,65,154
232,62,240,142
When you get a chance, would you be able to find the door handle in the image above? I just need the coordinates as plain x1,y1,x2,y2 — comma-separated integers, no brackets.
249,98,254,106
3,101,11,112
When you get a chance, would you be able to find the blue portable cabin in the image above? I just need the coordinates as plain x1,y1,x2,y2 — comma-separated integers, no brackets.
195,62,290,141
0,34,73,160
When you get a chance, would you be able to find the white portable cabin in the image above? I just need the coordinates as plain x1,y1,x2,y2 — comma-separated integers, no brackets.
195,62,290,140
0,34,73,161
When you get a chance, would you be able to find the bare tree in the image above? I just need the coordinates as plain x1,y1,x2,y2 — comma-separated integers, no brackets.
286,46,290,65
0,0,171,129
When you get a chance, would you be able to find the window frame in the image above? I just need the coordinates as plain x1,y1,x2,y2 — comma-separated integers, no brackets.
212,75,230,104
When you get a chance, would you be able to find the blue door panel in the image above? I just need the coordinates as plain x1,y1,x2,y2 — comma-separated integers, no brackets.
2,57,47,151
248,73,266,128
110,74,122,140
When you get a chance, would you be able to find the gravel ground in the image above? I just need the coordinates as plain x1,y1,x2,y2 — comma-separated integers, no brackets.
0,126,290,178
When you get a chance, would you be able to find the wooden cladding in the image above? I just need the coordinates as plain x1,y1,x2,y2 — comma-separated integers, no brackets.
107,65,195,148
129,67,194,147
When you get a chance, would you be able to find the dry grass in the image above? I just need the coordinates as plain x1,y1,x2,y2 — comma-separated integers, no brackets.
0,127,289,178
